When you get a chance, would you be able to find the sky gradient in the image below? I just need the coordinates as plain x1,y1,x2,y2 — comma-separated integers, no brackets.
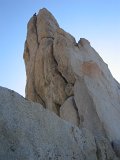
0,0,120,96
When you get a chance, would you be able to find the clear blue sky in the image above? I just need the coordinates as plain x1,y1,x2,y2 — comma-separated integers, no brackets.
0,0,120,96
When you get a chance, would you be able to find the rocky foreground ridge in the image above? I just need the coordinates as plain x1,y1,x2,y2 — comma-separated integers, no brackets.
0,8,120,159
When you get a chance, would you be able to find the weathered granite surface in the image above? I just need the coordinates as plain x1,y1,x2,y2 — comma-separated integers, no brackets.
23,8,120,159
1,86,118,160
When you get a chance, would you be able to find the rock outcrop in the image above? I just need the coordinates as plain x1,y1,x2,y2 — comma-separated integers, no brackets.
0,86,118,159
0,7,120,160
23,8,120,158
0,7,120,158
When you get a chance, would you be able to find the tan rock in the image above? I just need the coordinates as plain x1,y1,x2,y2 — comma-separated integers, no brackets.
34,38,67,113
60,97,80,126
23,8,120,158
53,28,76,84
37,8,59,41
24,8,76,114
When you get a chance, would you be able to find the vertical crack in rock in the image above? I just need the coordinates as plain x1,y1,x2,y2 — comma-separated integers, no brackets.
34,15,39,46
54,103,61,116
32,15,45,106
31,15,44,105
51,44,68,84
34,88,45,107
23,40,30,64
48,40,67,114
72,97,80,126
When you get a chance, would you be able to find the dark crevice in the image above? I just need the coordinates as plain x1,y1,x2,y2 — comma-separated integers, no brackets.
34,88,46,108
56,68,68,84
111,141,120,158
33,15,39,47
95,140,101,160
51,43,68,84
74,42,79,47
65,83,74,97
10,145,16,152
54,103,61,116
41,37,54,40
23,40,30,63
31,16,45,107
72,97,80,126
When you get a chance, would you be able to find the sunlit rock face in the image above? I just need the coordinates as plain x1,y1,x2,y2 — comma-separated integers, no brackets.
23,8,120,158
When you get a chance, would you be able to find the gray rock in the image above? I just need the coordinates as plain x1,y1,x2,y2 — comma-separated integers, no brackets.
95,136,118,160
0,86,98,160
112,140,120,158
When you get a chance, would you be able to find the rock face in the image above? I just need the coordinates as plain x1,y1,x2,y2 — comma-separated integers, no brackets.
0,86,118,160
23,8,120,159
60,96,80,126
23,8,120,154
0,8,120,159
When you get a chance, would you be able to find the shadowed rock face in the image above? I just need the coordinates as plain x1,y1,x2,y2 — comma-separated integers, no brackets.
0,87,118,160
23,8,120,158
